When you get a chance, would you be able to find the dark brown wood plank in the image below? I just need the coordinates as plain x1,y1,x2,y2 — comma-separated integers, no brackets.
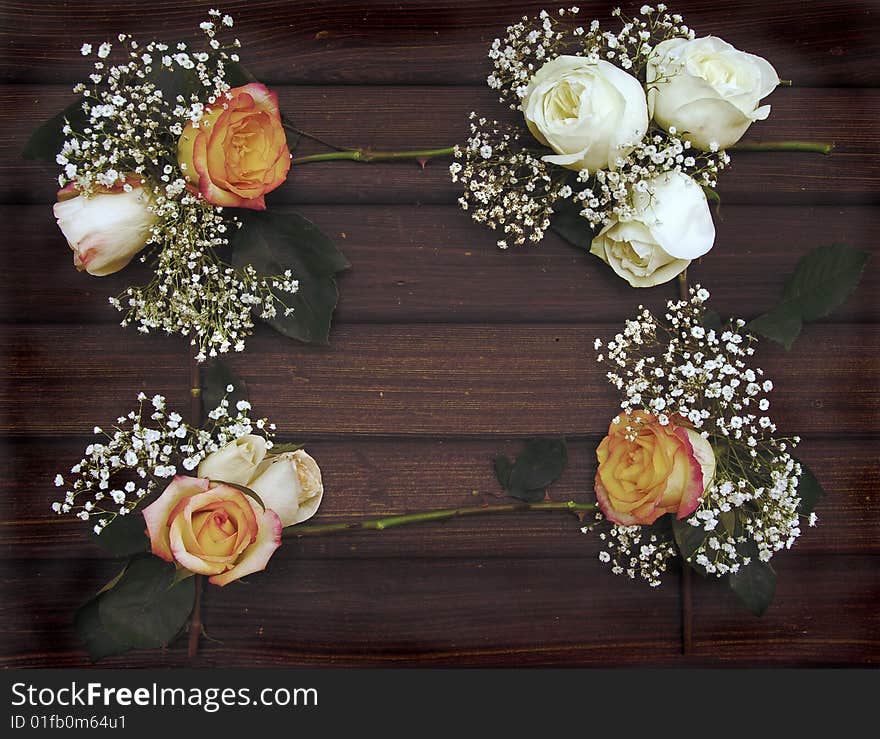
0,555,683,668
2,204,877,325
689,554,880,665
221,323,880,438
0,326,193,436
3,323,877,437
4,86,878,205
1,0,877,87
1,437,875,560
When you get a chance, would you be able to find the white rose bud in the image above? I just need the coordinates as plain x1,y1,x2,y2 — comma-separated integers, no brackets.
647,36,779,150
522,55,649,172
198,434,268,486
53,180,158,276
590,170,715,287
247,449,323,528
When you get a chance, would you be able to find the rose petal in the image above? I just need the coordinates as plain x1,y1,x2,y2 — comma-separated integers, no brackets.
209,508,282,586
142,476,210,562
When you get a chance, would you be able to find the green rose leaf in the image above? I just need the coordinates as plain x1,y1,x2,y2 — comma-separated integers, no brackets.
719,510,738,537
700,308,725,331
493,454,513,490
231,211,350,345
269,442,305,454
200,358,248,418
729,554,777,617
496,437,568,502
795,459,826,516
74,593,131,662
509,437,568,491
98,555,195,650
749,244,870,349
549,197,599,250
672,516,708,567
88,511,150,558
145,65,201,113
23,99,89,162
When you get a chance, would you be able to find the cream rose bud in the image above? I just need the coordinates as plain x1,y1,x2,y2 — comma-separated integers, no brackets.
590,170,715,287
522,55,649,172
197,435,268,486
247,449,324,527
647,36,779,150
52,180,158,276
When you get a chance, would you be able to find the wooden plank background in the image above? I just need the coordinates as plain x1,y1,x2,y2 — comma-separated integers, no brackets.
0,0,877,668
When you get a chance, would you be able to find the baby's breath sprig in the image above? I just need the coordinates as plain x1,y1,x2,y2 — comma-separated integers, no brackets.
592,287,814,586
55,13,301,360
454,5,730,248
450,115,571,248
51,388,274,535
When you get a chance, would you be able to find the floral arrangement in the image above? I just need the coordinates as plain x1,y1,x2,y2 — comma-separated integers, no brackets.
24,12,350,360
40,6,870,662
450,4,828,287
56,236,868,658
52,367,324,660
588,287,822,612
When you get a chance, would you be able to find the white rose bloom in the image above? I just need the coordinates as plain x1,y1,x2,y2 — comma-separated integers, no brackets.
647,36,779,150
247,449,324,527
198,435,268,486
590,171,715,287
53,181,158,276
522,55,649,172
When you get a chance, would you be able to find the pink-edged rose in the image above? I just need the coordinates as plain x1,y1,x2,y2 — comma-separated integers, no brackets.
52,179,157,276
177,82,290,210
594,411,716,526
142,476,281,587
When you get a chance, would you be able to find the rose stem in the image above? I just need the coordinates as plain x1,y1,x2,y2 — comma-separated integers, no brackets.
283,124,352,152
284,500,596,538
188,575,205,659
730,141,834,155
290,146,457,166
676,269,694,655
681,567,693,656
188,357,204,660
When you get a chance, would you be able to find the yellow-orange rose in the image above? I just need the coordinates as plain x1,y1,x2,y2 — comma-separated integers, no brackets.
177,82,290,210
595,412,716,526
142,476,281,587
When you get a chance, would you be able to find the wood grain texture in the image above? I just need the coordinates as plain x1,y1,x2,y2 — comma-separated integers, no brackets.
2,204,878,325
0,555,682,668
1,0,877,86
689,554,880,665
2,323,877,438
5,86,879,205
0,0,877,668
1,438,876,560
0,326,192,436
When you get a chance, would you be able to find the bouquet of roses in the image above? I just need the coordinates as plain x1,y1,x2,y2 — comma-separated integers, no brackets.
450,4,828,287
24,11,349,360
52,366,323,660
586,286,828,613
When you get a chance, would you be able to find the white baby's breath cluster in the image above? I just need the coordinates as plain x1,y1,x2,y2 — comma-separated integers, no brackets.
450,116,570,247
451,5,729,247
590,517,678,587
59,12,298,360
51,388,275,535
591,287,814,585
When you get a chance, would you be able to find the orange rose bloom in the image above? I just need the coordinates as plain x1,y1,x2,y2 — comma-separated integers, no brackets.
595,412,716,526
143,476,282,586
177,82,290,210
